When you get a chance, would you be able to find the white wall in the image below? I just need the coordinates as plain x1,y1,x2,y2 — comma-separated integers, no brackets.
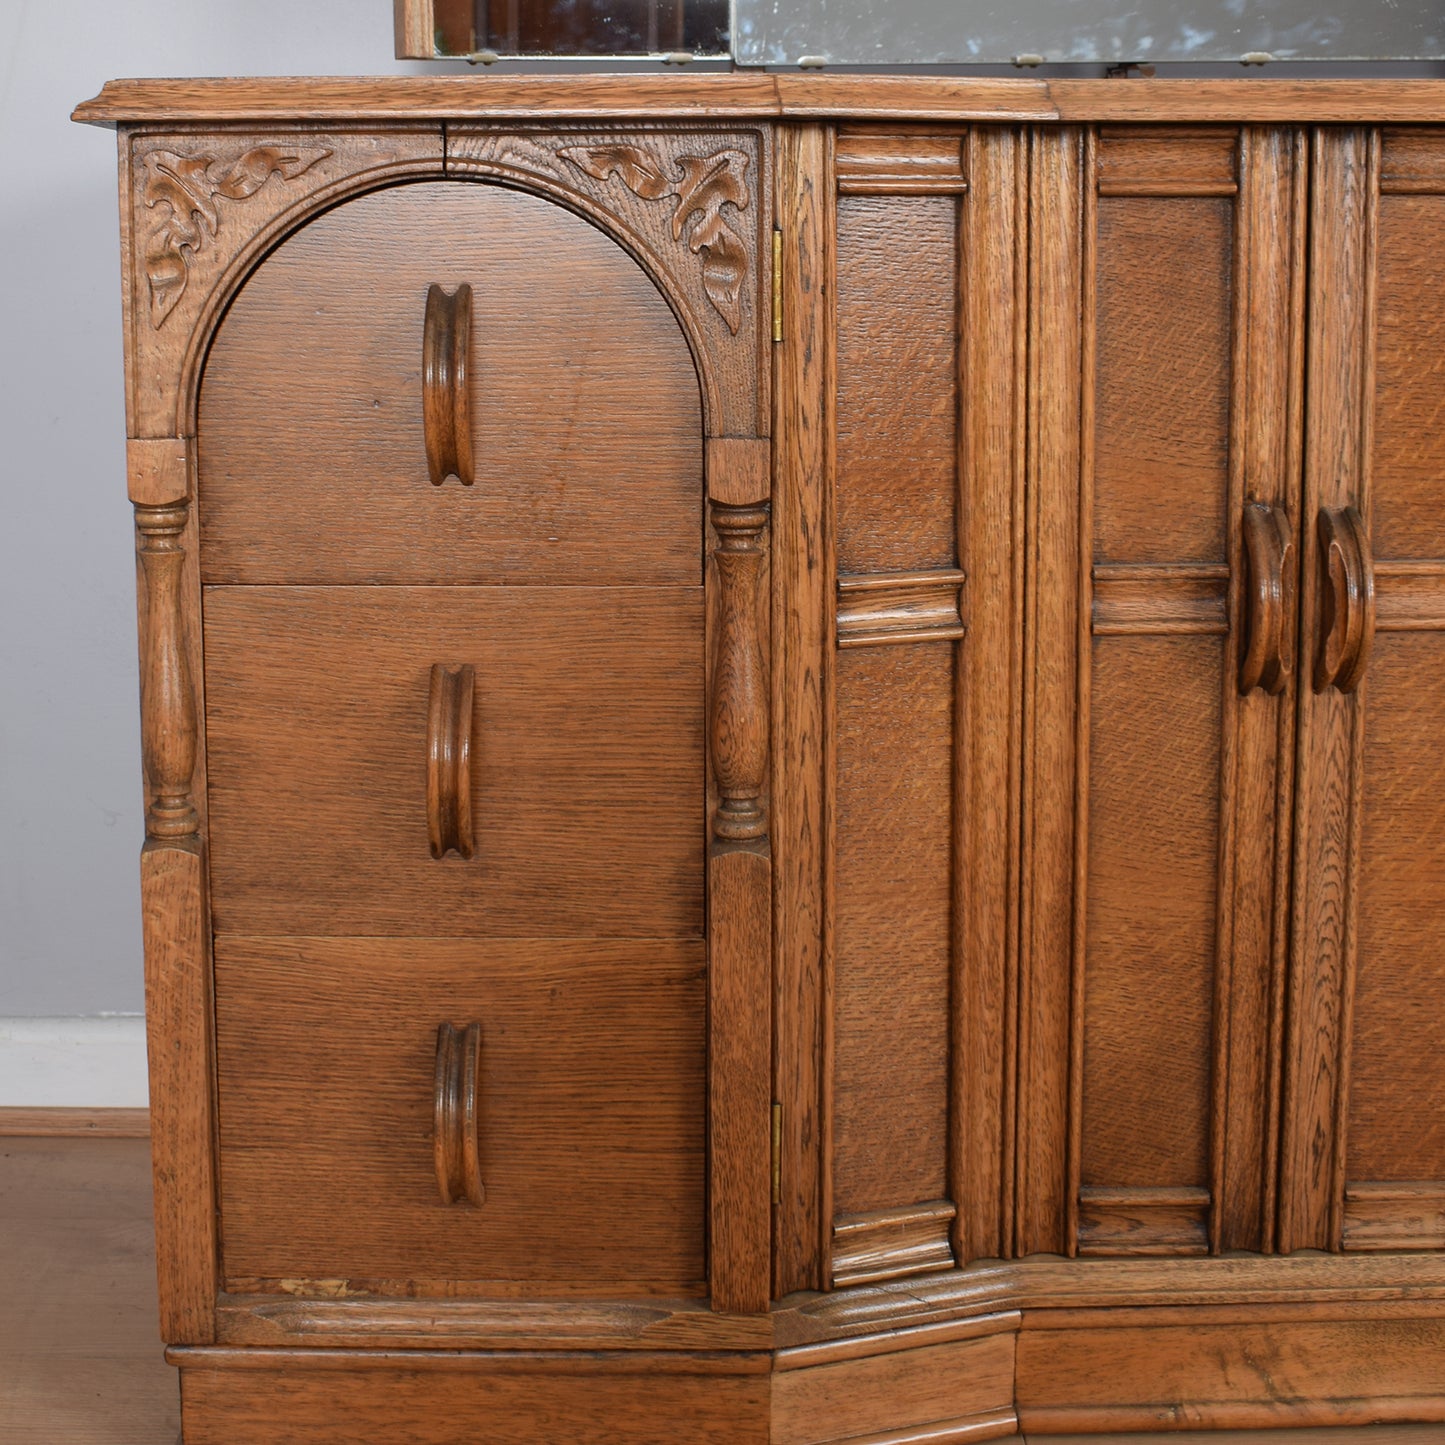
0,0,450,1099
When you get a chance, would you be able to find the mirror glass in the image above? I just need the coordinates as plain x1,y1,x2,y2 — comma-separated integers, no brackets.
430,0,730,57
733,0,1445,66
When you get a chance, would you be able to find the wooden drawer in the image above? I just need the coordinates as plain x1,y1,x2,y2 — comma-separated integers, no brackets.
196,180,702,587
214,936,705,1295
203,586,703,937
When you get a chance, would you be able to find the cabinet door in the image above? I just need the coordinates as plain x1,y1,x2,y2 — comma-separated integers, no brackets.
196,178,710,1300
773,125,1028,1290
1285,128,1445,1253
1021,126,1307,1257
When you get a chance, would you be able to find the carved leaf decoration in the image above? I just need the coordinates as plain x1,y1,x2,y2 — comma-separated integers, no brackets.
560,143,675,200
558,143,751,334
142,145,332,327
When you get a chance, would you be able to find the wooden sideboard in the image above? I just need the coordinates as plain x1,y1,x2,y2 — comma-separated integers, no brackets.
75,76,1445,1442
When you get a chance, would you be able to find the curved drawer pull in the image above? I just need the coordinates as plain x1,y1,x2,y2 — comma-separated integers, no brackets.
1314,505,1376,694
427,663,474,860
434,1021,485,1207
422,283,474,486
1239,501,1296,696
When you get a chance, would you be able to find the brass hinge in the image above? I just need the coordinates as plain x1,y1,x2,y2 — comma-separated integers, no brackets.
771,229,783,344
771,1101,782,1205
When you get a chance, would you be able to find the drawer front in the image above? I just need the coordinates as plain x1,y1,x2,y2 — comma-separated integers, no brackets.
203,587,703,937
197,180,702,586
214,937,705,1295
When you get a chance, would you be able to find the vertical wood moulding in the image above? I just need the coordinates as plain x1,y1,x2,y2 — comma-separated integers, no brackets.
771,121,835,1297
1267,126,1310,1255
131,439,217,1341
1332,126,1380,1248
1015,125,1086,1258
1209,125,1249,1259
708,485,773,1314
1211,126,1308,1255
953,125,1026,1266
1281,126,1379,1253
1066,126,1098,1261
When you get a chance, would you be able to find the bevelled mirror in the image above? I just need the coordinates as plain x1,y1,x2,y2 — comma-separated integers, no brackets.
395,0,1443,65
399,0,731,59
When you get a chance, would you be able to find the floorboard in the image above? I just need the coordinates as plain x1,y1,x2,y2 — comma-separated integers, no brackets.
0,1137,178,1445
3,1135,1445,1443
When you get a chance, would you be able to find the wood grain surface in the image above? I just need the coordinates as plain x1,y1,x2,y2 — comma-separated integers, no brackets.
201,586,703,938
831,645,954,1222
213,937,705,1295
770,121,834,1297
74,76,1445,127
0,1138,179,1444
199,181,701,586
835,194,958,573
77,74,1445,1441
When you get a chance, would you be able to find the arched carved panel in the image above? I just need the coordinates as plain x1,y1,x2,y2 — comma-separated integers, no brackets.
448,126,771,440
123,127,446,438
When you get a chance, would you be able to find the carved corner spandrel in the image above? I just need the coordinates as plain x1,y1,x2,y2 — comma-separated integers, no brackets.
446,126,770,440
122,127,444,438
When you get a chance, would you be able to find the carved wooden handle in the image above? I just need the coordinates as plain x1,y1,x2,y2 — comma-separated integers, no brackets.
1239,501,1296,696
422,283,474,486
434,1021,485,1207
427,663,474,860
1314,505,1376,694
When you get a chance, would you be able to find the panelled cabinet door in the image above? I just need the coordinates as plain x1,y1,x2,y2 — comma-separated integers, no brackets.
1285,127,1445,1254
812,126,1025,1286
197,178,710,1299
1022,125,1308,1259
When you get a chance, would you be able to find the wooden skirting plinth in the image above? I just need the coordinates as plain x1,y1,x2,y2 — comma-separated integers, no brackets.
0,1106,150,1137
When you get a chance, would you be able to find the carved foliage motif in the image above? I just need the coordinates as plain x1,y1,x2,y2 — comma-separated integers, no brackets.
142,146,332,326
559,144,750,334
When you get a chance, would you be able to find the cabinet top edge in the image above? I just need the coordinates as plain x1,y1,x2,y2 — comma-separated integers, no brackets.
72,75,1445,128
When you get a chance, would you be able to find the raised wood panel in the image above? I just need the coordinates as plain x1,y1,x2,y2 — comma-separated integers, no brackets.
177,1350,770,1445
1077,1187,1210,1256
1017,1313,1445,1432
202,587,702,938
1373,195,1445,559
1096,126,1238,196
1081,636,1222,1198
1093,193,1233,565
835,129,968,195
198,180,701,585
771,1329,1017,1445
1349,636,1445,1185
1344,1182,1445,1252
831,644,954,1224
831,1201,957,1288
1347,148,1445,1204
213,937,705,1295
834,194,958,573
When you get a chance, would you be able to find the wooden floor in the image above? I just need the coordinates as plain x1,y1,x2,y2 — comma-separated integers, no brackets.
0,1137,178,1444
3,1135,1445,1444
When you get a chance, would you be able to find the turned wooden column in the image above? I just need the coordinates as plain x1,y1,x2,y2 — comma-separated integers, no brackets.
710,499,770,845
705,437,773,1315
134,501,199,840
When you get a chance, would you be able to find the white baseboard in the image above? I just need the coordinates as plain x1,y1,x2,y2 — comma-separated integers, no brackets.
0,1016,149,1108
